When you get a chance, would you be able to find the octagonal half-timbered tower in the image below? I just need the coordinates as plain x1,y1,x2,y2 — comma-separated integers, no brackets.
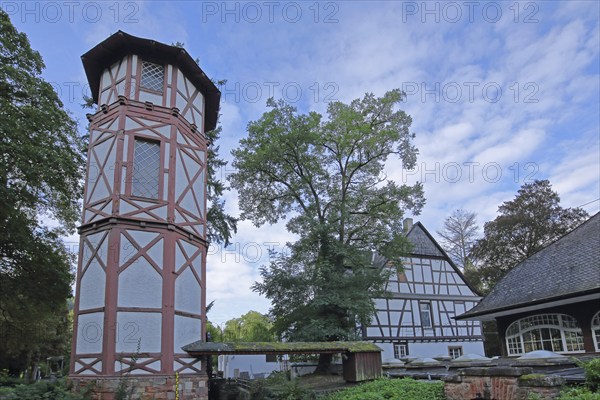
70,31,219,399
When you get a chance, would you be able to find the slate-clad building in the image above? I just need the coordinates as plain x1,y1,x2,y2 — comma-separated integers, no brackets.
457,213,600,356
363,219,485,360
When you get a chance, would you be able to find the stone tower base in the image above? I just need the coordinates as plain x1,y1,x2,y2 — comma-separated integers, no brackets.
70,374,208,400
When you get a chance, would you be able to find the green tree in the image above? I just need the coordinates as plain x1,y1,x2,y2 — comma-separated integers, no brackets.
472,179,588,291
222,311,275,342
230,90,424,370
0,10,83,377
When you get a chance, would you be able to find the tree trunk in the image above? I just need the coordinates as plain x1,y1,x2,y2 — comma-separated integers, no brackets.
315,353,332,374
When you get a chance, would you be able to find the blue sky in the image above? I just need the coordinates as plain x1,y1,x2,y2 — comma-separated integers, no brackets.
5,1,599,326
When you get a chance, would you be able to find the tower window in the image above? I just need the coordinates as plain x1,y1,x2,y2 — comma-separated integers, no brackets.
132,139,160,199
140,61,164,92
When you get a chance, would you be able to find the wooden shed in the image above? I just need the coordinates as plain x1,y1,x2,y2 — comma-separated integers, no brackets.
183,341,383,382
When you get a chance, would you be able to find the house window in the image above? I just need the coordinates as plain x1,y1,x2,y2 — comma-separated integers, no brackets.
505,314,585,355
448,346,463,359
140,61,164,92
419,302,433,328
393,342,408,359
132,139,160,199
592,311,600,352
265,354,277,363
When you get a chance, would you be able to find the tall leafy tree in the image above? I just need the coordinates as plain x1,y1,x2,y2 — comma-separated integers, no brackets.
436,209,480,271
230,90,424,369
472,179,588,290
0,10,83,376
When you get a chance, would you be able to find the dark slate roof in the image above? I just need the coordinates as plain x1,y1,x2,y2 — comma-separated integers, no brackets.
407,223,444,257
81,31,220,132
457,213,600,319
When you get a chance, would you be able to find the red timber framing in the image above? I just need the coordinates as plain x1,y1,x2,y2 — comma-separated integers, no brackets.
71,30,219,383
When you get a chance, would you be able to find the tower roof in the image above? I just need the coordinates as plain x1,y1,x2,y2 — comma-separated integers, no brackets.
81,30,221,132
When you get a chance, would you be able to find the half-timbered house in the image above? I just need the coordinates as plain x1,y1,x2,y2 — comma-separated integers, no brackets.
363,219,485,360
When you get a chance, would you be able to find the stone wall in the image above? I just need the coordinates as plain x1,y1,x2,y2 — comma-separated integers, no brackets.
70,374,208,400
443,367,565,400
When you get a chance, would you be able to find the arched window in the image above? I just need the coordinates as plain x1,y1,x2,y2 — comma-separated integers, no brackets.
592,311,600,352
505,314,584,356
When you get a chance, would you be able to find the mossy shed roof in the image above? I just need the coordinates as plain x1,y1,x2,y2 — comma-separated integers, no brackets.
182,341,382,355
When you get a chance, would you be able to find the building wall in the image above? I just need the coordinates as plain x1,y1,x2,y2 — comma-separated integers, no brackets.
496,299,600,356
71,53,208,378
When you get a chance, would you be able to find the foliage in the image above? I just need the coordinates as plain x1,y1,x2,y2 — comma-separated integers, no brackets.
558,387,600,400
231,90,424,351
248,372,316,400
205,126,237,246
581,358,600,392
0,10,82,376
0,378,91,400
471,180,588,291
436,209,480,271
222,311,275,342
320,378,445,400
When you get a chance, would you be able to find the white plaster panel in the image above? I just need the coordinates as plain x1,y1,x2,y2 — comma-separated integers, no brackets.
374,298,387,309
389,312,401,326
163,174,169,201
163,143,170,169
192,252,202,277
175,210,185,223
116,79,127,98
118,256,162,308
128,230,159,249
167,65,172,83
116,312,162,353
139,90,163,105
366,327,380,337
76,312,104,354
176,93,187,115
116,58,127,80
177,71,186,96
175,267,201,314
100,69,112,90
119,235,136,266
193,92,203,111
153,206,167,220
146,238,164,269
174,315,201,353
388,300,403,310
146,360,161,371
174,151,186,199
125,116,143,131
132,55,138,72
79,260,106,310
120,200,137,215
377,312,389,325
180,240,199,260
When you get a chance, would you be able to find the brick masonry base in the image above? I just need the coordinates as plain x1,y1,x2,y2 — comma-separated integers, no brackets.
70,374,208,400
443,367,565,400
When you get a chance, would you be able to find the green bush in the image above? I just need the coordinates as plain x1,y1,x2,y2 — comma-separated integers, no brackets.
582,358,600,392
558,387,600,400
320,378,445,400
0,378,90,400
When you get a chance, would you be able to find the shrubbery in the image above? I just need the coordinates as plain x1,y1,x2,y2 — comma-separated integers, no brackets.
0,378,91,400
321,378,445,400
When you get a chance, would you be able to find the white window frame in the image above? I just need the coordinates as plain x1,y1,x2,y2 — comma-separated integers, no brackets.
393,342,408,359
592,311,600,352
505,314,585,356
448,346,463,359
419,301,433,328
